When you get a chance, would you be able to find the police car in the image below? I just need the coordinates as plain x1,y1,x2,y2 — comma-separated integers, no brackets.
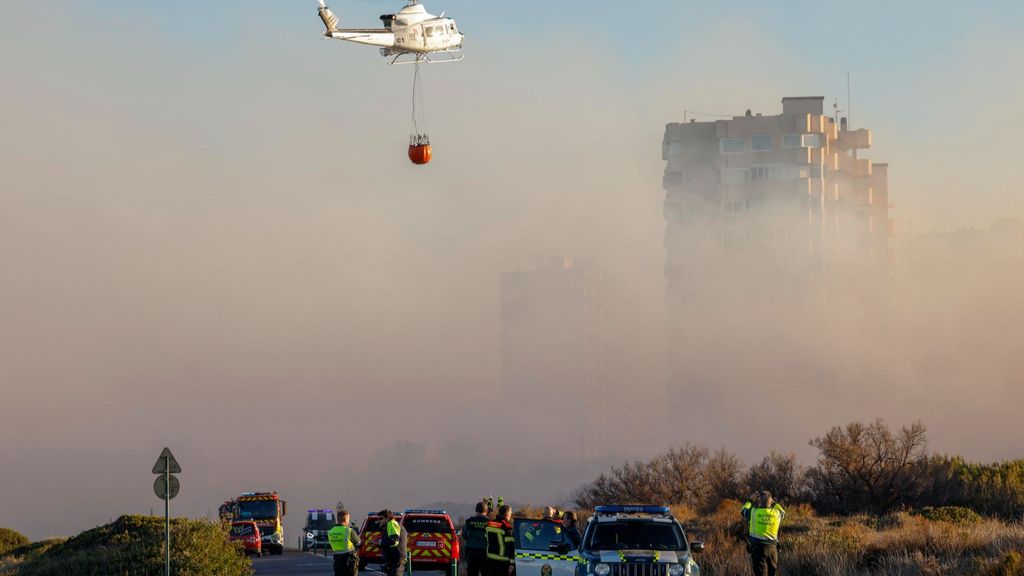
513,506,702,576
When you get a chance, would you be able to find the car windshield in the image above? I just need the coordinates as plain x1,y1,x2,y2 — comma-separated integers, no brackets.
238,501,278,519
404,517,450,534
231,524,255,537
587,520,686,551
363,518,382,532
307,515,335,530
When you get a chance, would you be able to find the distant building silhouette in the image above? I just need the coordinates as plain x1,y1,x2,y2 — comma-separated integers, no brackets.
500,257,649,460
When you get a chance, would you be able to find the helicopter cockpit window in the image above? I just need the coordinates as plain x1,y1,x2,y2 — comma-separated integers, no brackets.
425,25,436,37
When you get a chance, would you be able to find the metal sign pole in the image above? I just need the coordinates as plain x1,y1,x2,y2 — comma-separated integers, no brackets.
165,456,170,576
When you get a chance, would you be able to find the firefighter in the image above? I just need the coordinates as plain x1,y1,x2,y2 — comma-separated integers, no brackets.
741,491,786,576
328,509,361,576
379,509,408,576
485,505,515,576
541,506,559,521
463,502,490,576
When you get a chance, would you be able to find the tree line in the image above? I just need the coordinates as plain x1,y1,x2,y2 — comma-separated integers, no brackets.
573,419,1024,518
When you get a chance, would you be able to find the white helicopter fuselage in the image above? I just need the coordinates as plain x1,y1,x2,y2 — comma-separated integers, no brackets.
320,2,463,57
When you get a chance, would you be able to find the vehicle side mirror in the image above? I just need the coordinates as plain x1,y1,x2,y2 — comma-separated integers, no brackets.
690,542,704,553
549,542,570,554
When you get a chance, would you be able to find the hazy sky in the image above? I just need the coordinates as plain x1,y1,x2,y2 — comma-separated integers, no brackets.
2,1,1022,541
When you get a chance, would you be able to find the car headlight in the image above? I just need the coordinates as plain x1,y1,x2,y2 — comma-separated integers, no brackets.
594,564,610,576
669,564,686,576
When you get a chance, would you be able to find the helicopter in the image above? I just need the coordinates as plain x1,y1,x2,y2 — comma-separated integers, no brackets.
317,0,464,65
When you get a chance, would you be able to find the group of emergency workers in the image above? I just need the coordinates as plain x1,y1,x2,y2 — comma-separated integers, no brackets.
327,508,407,576
323,490,786,576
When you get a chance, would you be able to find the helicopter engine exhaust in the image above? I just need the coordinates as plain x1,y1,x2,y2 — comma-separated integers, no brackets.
318,2,338,33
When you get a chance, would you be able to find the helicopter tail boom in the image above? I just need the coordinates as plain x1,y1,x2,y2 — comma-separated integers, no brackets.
318,2,338,32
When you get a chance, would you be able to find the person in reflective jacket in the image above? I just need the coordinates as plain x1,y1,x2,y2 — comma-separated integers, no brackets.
741,491,786,576
378,509,408,576
328,510,361,576
484,505,515,576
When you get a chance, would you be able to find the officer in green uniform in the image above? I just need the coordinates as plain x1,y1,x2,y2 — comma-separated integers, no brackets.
741,491,786,576
328,510,362,576
463,502,490,576
379,509,408,576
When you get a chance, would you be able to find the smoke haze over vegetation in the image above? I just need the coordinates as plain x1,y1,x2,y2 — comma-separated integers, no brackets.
1,1,1021,543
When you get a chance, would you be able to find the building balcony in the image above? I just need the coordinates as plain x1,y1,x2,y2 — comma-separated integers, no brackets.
835,128,872,151
833,152,872,178
716,146,812,169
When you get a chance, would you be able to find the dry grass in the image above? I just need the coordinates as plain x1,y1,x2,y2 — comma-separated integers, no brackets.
687,507,1024,576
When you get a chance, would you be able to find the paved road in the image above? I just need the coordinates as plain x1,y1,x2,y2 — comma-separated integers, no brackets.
255,552,437,576
251,550,336,575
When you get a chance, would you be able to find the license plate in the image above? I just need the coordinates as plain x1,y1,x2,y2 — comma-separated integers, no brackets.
416,541,438,547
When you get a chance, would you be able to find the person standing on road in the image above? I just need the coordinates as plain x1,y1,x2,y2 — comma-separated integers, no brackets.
463,502,490,576
741,491,786,576
561,511,582,549
485,505,515,576
328,510,362,576
379,509,409,576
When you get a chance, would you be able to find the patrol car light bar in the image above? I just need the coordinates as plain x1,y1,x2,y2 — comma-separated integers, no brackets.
594,506,671,515
404,509,447,515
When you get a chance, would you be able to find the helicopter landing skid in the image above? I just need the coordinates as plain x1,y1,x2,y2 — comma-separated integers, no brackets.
387,49,464,65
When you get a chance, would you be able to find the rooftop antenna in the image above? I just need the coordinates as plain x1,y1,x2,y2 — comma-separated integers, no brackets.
847,70,852,130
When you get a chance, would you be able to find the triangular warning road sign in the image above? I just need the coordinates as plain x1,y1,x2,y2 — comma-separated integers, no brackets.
152,447,182,474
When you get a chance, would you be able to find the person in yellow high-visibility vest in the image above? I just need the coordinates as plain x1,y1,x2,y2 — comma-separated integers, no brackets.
379,509,408,576
328,510,362,576
741,491,786,576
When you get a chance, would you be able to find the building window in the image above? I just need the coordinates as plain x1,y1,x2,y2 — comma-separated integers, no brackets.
720,138,744,153
810,164,822,178
751,134,772,151
750,166,769,180
802,133,823,148
722,201,747,214
783,134,802,148
720,169,747,184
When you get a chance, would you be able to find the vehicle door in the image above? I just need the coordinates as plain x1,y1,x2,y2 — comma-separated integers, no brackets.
514,519,579,576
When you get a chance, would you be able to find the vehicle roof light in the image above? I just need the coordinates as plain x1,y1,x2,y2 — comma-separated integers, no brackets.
403,509,447,515
594,505,671,515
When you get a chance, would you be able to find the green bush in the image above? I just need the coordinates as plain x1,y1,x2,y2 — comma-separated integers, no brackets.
13,515,251,576
0,529,30,556
915,506,982,525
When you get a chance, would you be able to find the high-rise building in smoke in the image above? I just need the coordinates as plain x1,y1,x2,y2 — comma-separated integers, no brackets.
661,97,892,433
499,257,647,460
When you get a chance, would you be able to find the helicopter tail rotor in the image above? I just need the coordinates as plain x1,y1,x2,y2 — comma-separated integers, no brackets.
318,1,338,33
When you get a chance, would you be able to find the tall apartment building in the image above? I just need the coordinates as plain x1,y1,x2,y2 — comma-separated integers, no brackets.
661,97,891,428
500,257,646,460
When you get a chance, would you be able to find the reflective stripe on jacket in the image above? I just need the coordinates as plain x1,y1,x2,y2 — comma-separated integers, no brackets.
485,520,514,562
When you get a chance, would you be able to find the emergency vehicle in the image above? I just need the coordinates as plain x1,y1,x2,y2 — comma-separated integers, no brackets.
358,512,404,570
303,509,337,552
513,506,703,576
229,521,263,557
402,509,460,576
234,492,288,555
